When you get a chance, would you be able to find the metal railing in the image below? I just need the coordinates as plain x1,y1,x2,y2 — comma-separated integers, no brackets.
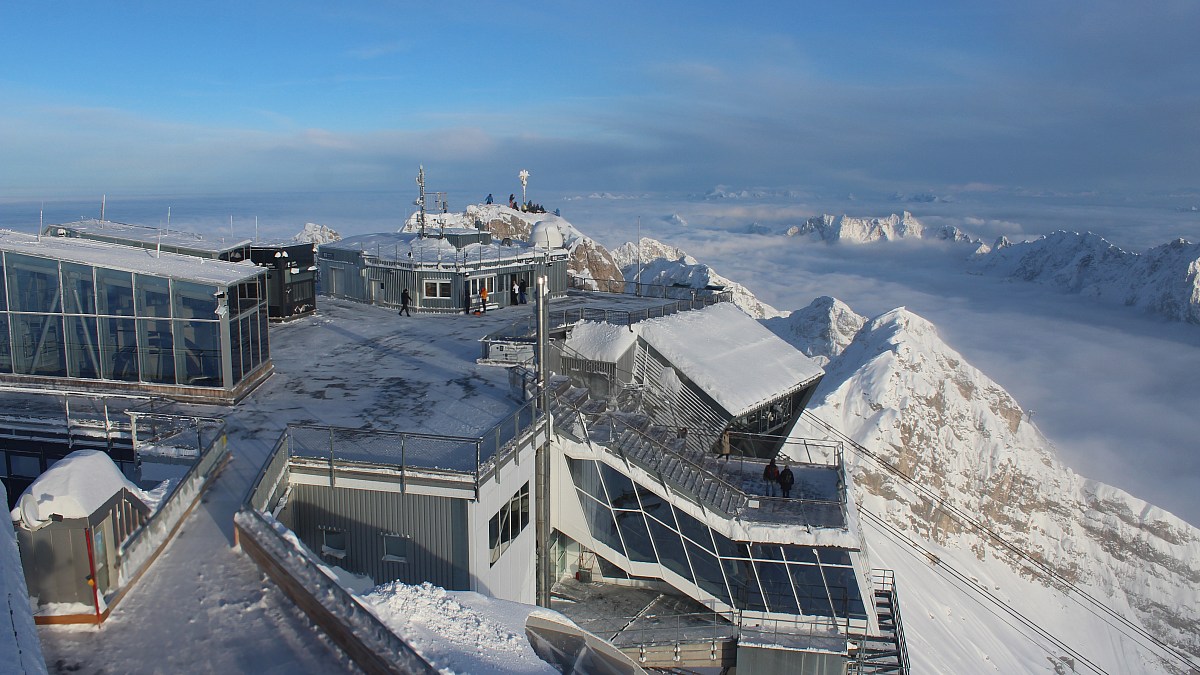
483,288,733,342
551,385,847,530
273,397,545,495
583,608,867,649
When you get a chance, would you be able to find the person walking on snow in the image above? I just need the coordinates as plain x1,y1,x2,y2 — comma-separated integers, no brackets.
480,285,489,313
512,280,520,305
778,464,795,499
763,458,779,497
399,288,412,316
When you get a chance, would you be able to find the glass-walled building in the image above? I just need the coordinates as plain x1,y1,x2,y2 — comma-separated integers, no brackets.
0,230,271,403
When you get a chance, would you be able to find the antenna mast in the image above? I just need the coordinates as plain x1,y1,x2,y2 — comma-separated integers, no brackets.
416,166,427,238
100,194,106,221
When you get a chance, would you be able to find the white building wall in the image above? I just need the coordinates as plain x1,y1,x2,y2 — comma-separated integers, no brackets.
468,448,538,604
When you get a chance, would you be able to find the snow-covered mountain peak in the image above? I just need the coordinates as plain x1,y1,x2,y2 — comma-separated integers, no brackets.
789,300,1200,670
761,296,866,366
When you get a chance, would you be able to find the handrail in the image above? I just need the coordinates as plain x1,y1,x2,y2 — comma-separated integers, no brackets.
550,385,847,529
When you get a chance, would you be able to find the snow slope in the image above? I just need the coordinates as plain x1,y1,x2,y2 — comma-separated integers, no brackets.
779,303,1200,674
969,231,1200,324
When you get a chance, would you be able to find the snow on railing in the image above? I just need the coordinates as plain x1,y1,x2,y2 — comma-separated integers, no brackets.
116,415,229,589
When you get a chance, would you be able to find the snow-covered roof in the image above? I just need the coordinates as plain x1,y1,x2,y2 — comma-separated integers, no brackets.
11,450,148,529
0,230,264,286
563,321,638,363
53,219,252,255
637,303,824,416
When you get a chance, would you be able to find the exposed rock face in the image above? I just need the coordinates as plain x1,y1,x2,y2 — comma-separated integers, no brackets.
969,231,1200,324
786,303,1200,671
566,239,625,293
293,222,341,245
611,238,783,319
794,211,926,243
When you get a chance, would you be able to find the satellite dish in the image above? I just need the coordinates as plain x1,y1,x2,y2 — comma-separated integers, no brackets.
19,494,42,530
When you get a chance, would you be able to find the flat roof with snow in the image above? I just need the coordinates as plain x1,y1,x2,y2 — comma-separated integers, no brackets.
0,230,263,286
52,219,252,256
638,303,824,416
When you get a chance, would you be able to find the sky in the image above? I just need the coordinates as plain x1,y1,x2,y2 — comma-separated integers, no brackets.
1,1,1198,200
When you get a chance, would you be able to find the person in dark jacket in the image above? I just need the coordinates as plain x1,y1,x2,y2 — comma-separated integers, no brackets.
485,193,493,204
763,459,779,496
778,465,795,498
399,288,411,316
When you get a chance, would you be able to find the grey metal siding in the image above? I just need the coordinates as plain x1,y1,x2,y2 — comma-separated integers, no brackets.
285,483,470,589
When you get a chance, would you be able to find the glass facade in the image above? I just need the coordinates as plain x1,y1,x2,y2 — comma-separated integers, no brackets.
0,250,268,390
566,457,866,622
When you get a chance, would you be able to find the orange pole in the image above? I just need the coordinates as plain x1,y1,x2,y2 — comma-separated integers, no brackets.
83,528,102,623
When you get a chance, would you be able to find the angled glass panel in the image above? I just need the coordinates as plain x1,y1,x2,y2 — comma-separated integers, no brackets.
598,463,639,510
780,546,819,564
172,280,218,319
750,544,784,561
645,515,691,584
175,320,222,386
712,531,751,560
790,563,832,617
674,506,715,553
634,484,673,525
576,490,623,556
817,566,866,621
754,560,799,615
568,458,608,505
721,557,760,610
612,509,656,563
65,315,101,379
10,313,65,376
100,317,138,381
6,254,60,313
686,539,730,605
138,319,175,384
96,268,134,316
61,263,95,315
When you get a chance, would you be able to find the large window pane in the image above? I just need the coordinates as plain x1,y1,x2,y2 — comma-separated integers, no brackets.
101,317,138,381
686,539,730,605
790,563,832,617
175,320,222,386
65,315,101,378
6,254,60,313
721,557,759,610
172,281,219,319
613,509,656,564
675,507,715,553
229,317,242,385
135,275,171,318
239,315,254,377
599,464,639,510
0,315,8,373
576,491,623,556
646,515,691,584
0,256,7,310
567,458,607,505
96,269,134,316
10,314,65,376
754,561,799,615
138,319,175,384
61,263,95,314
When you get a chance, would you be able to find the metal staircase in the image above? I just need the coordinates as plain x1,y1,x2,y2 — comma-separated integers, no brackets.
848,570,910,675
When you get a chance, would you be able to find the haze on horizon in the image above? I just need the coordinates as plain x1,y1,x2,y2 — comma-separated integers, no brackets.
1,1,1198,201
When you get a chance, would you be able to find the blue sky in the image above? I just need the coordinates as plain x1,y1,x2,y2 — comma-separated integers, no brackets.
1,1,1198,198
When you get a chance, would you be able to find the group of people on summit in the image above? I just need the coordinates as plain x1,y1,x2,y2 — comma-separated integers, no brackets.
762,458,795,498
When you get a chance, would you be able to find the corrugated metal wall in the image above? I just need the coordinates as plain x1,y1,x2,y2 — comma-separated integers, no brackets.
285,483,470,589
